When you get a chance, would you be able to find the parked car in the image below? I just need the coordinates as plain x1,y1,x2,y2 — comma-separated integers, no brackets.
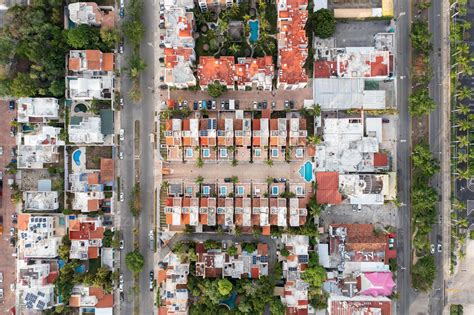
221,101,225,109
0,146,3,156
149,271,154,291
437,244,442,253
119,240,124,250
430,244,435,254
382,118,390,123
119,7,124,18
253,101,257,109
119,42,124,54
271,101,276,109
198,100,203,109
149,230,154,241
279,178,287,183
193,101,198,110
289,101,294,109
119,151,124,160
262,101,268,109
119,282,124,292
212,100,216,110
9,100,15,111
224,177,232,183
119,129,125,141
9,227,15,236
159,84,168,89
9,237,15,247
119,192,124,202
235,103,239,110
159,57,165,63
222,240,227,250
284,100,289,109
183,100,188,108
120,97,124,107
159,76,164,82
119,273,124,284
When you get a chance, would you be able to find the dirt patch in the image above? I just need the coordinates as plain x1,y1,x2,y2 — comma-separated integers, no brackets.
86,146,113,169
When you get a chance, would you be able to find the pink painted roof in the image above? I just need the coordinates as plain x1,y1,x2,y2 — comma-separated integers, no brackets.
358,272,395,297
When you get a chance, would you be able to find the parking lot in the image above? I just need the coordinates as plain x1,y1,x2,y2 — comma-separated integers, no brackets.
334,20,393,47
167,88,313,112
0,100,17,313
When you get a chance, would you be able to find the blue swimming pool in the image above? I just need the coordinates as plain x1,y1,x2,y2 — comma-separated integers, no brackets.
73,150,81,166
249,20,259,43
299,161,314,182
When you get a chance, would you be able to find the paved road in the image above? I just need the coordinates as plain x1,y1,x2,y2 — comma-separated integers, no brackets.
119,0,158,313
159,233,278,272
427,0,450,313
394,1,413,314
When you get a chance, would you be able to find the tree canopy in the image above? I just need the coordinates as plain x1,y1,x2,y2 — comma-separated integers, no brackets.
412,144,440,177
217,279,233,296
412,255,436,292
207,82,226,98
309,9,336,39
125,250,145,274
409,89,437,116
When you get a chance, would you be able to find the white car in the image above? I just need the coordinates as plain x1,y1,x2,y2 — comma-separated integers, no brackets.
430,244,435,254
149,230,154,241
119,282,124,292
120,0,124,8
119,151,124,160
437,244,442,253
120,240,124,250
119,129,124,141
119,192,124,202
120,97,124,107
119,273,124,284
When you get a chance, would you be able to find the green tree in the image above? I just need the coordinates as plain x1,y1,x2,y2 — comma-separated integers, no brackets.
412,255,436,292
411,20,432,53
412,144,439,177
270,299,286,315
122,19,145,49
10,73,37,97
217,279,233,296
66,25,100,49
310,9,336,39
0,36,15,64
100,29,119,51
227,245,238,256
196,175,204,184
125,250,145,274
127,52,147,79
207,82,226,98
409,89,436,116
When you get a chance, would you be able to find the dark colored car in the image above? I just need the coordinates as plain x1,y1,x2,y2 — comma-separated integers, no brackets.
9,100,15,111
119,7,125,18
224,177,232,183
262,101,268,109
289,101,294,109
159,57,165,63
159,76,164,82
193,101,198,110
159,84,168,90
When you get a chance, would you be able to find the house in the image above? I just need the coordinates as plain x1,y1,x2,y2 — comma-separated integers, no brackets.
234,118,252,162
315,172,342,205
197,56,235,90
165,119,183,162
17,214,62,259
269,118,287,161
281,234,310,314
269,183,287,227
357,272,396,297
68,217,104,260
217,196,234,227
162,7,195,49
165,197,183,226
68,2,115,29
66,50,114,100
69,116,105,144
17,126,64,169
288,198,307,227
69,286,114,314
252,118,269,162
182,119,200,162
327,296,392,315
181,197,199,226
69,171,105,213
200,118,217,162
163,47,196,88
199,196,217,226
17,98,60,123
234,196,252,227
23,191,59,212
288,117,307,160
183,182,199,198
276,0,309,89
338,174,392,205
16,260,58,311
195,242,269,279
234,182,251,198
235,56,274,91
217,118,234,162
158,252,190,315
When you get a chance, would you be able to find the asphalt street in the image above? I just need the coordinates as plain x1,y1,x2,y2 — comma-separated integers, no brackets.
427,0,449,313
119,0,158,313
394,0,413,314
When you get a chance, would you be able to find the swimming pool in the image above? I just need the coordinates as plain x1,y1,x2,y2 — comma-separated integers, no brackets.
299,161,314,182
249,20,259,43
73,149,82,167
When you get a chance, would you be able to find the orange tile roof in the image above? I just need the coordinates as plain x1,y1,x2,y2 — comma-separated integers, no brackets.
198,56,235,87
316,172,339,190
18,213,31,231
316,189,342,205
262,225,271,235
182,213,190,225
88,199,100,211
158,270,167,284
258,243,268,256
100,158,114,183
235,57,274,86
69,296,81,307
251,266,260,279
164,47,193,69
102,53,114,71
178,16,192,38
374,153,388,167
159,306,169,315
69,58,81,71
85,50,101,70
88,246,99,259
166,213,173,225
87,173,100,185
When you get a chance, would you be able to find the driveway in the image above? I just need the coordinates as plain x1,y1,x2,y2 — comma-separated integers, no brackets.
0,100,17,314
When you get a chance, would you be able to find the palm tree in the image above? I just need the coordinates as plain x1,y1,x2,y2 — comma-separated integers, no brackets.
196,176,204,185
455,104,470,115
458,120,471,132
228,43,240,56
457,135,470,148
456,86,473,101
458,152,469,163
265,159,273,167
457,167,471,180
307,135,322,145
230,176,239,184
453,42,470,56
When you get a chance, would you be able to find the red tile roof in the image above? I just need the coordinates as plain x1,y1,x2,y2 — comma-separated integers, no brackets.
316,172,339,190
198,56,235,87
235,56,274,86
100,158,114,183
330,299,392,315
314,61,337,78
373,153,388,167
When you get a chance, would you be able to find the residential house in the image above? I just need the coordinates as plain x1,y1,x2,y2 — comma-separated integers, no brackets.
288,183,307,226
288,117,307,160
181,196,199,227
200,118,217,162
69,171,105,213
17,214,62,259
197,0,234,12
276,0,309,89
23,191,59,212
182,119,200,162
68,2,116,29
197,56,235,90
162,7,194,49
68,217,104,260
234,118,252,162
16,260,58,312
217,118,234,162
235,56,274,91
234,196,251,228
69,286,114,314
327,296,392,315
183,182,199,198
158,252,190,315
281,234,310,314
269,118,287,161
217,195,234,227
315,172,343,205
252,118,269,162
165,196,183,226
17,98,59,124
199,196,217,226
68,116,105,144
165,119,183,162
163,47,196,88
17,126,64,169
66,50,114,100
269,183,287,227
